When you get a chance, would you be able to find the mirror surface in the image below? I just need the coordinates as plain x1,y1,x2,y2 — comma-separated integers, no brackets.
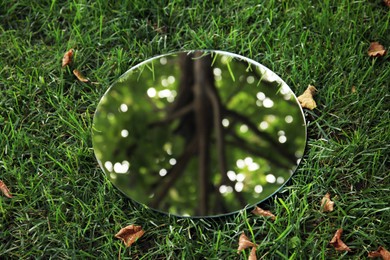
92,51,306,217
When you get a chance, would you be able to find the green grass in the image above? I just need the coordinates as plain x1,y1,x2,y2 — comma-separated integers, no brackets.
1,0,389,259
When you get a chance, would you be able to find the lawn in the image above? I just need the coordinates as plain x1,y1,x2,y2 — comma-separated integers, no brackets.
1,0,389,259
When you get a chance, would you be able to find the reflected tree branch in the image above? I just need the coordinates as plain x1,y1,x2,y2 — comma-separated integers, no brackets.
223,108,297,165
226,131,292,170
149,138,197,208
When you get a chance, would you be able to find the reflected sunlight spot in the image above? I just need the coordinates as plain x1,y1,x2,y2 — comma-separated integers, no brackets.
110,172,117,180
147,88,157,98
120,104,128,112
168,75,175,84
161,79,169,87
235,182,244,192
164,143,172,155
236,173,245,182
254,185,263,193
256,100,262,107
285,115,293,123
283,93,292,100
104,161,113,172
246,76,255,84
221,55,229,64
222,118,230,127
114,161,129,174
256,92,266,101
244,157,253,165
278,135,287,143
213,67,222,76
296,158,302,165
169,158,177,165
277,177,285,184
121,129,129,138
159,168,167,177
266,174,276,183
265,115,276,122
248,162,260,171
219,185,227,194
160,57,167,65
263,98,274,108
236,159,245,169
227,171,236,181
240,124,248,133
295,151,303,158
158,89,171,98
265,70,279,82
278,130,285,136
107,113,115,121
259,121,269,130
280,85,290,95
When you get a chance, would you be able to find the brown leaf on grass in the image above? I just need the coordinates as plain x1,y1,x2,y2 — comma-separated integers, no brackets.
73,69,90,83
237,232,257,253
368,42,386,57
384,0,390,8
329,228,351,252
251,206,276,220
297,85,317,110
0,180,12,198
321,193,335,212
248,246,257,260
115,225,145,247
351,86,357,93
368,246,390,260
62,49,74,68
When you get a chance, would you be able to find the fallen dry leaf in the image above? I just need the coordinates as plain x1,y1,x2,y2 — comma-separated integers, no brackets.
321,193,335,212
351,86,357,93
251,206,276,220
0,180,12,198
329,228,351,252
368,246,390,260
115,225,145,247
368,42,386,57
248,246,257,260
297,85,317,110
384,0,390,7
62,49,74,68
237,232,257,253
73,69,90,83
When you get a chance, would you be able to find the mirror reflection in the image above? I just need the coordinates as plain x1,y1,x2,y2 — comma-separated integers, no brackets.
92,51,306,217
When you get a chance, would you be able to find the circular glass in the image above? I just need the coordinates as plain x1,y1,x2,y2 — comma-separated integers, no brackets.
92,51,306,217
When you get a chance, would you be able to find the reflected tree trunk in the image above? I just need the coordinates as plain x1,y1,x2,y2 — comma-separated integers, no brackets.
149,51,297,215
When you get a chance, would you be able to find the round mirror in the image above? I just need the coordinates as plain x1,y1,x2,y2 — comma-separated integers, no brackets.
92,51,306,217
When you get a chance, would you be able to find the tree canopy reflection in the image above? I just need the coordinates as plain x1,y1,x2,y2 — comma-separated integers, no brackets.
92,51,306,217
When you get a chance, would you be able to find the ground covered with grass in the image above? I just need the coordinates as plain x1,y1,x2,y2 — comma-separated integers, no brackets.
1,0,389,259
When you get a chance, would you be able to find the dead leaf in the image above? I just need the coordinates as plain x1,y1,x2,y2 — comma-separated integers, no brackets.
0,180,12,198
237,232,257,253
297,85,317,110
329,228,351,252
251,206,276,220
384,0,390,7
321,193,335,212
351,86,357,93
368,246,390,260
248,246,257,260
62,49,74,68
73,69,90,83
368,42,386,57
115,225,145,247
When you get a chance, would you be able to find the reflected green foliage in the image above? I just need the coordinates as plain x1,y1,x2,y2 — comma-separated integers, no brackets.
93,51,306,217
